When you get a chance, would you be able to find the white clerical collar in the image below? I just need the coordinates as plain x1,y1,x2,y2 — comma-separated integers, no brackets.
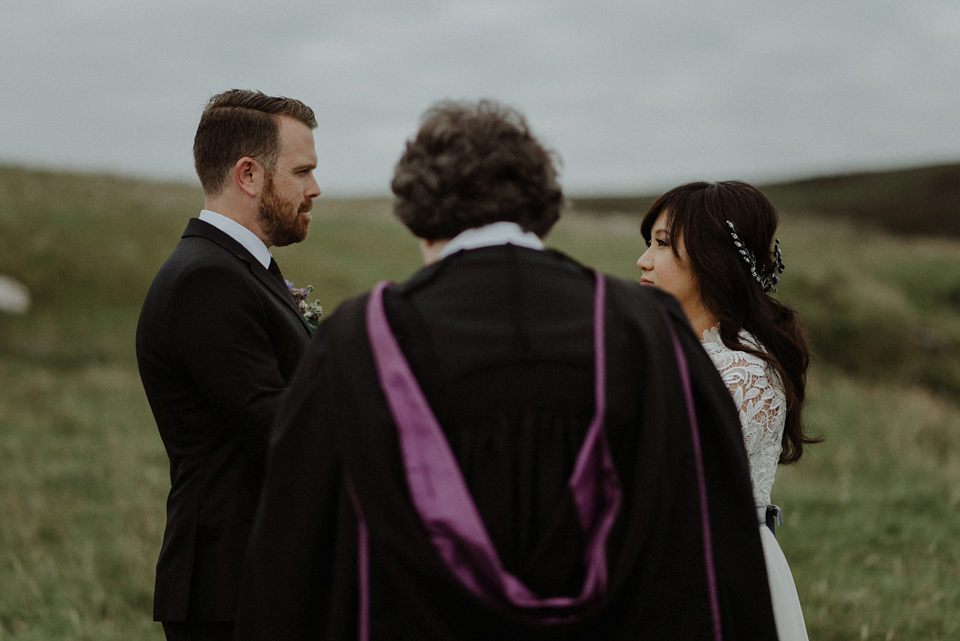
438,222,544,260
198,210,273,269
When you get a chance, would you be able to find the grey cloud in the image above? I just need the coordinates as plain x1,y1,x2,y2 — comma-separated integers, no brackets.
1,0,957,194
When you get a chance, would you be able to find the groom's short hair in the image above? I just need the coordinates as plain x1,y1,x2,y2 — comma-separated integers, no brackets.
391,99,564,240
193,89,317,197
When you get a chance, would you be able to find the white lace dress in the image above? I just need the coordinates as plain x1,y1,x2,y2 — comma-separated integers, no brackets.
701,328,809,641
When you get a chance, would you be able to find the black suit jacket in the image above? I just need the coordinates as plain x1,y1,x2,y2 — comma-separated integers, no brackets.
136,218,312,622
236,245,777,640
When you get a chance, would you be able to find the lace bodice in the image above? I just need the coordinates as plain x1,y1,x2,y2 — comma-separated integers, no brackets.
701,328,785,506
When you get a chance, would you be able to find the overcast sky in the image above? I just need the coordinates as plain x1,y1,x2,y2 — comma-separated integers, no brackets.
3,0,958,195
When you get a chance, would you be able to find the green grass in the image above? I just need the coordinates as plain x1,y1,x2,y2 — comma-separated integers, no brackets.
780,371,960,640
1,165,959,639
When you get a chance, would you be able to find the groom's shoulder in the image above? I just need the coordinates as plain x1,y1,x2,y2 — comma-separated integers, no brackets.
153,225,253,285
142,233,257,321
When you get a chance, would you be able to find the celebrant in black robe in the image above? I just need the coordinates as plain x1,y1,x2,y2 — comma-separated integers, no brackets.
234,100,778,640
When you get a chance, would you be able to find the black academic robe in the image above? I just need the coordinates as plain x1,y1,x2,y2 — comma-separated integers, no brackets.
235,245,777,640
136,218,312,622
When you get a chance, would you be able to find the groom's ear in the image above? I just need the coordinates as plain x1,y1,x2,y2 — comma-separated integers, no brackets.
233,157,262,198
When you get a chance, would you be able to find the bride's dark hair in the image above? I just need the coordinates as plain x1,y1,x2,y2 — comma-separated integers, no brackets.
640,181,819,464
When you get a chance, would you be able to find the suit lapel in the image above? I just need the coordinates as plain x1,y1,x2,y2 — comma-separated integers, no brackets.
250,262,313,333
183,218,313,335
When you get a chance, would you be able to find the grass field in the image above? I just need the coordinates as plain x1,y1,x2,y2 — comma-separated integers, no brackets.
1,165,958,640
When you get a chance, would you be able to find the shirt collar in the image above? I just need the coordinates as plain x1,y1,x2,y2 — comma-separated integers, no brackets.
198,210,273,269
438,222,544,260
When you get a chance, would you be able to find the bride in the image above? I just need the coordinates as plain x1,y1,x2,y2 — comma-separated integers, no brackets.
637,180,818,641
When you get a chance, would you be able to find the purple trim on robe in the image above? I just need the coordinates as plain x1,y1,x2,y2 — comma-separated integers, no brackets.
363,272,620,621
663,314,723,641
347,478,370,641
566,273,620,596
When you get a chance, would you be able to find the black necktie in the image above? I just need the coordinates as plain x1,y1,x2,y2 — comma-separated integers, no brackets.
267,257,286,287
268,257,298,305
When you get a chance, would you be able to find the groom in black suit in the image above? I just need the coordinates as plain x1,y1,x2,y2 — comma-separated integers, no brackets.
136,89,321,641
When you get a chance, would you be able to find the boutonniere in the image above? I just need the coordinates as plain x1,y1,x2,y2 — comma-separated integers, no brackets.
285,280,323,327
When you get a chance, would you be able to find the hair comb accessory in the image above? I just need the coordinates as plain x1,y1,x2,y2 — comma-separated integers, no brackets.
725,220,785,293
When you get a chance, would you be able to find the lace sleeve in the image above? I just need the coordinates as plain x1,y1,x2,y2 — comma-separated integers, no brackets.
701,333,786,505
717,354,782,437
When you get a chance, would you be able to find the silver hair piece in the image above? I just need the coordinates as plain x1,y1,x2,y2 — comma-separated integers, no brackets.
725,220,785,293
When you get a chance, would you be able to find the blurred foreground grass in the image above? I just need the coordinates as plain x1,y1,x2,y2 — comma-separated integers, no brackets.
0,167,958,639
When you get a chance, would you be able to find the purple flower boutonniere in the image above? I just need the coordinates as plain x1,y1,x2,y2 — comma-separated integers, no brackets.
285,280,323,327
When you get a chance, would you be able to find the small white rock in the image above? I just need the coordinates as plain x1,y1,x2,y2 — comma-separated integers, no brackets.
0,274,30,314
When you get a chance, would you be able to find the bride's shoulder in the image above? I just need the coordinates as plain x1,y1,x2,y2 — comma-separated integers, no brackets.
700,326,723,350
700,328,768,372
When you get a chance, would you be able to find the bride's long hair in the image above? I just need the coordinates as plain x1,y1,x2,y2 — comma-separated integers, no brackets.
640,181,819,464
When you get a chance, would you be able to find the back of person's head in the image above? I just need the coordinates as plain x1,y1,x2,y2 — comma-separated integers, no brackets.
641,181,817,463
193,89,317,198
391,99,563,240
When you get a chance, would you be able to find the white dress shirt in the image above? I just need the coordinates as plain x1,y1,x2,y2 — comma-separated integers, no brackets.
199,210,273,269
438,222,544,260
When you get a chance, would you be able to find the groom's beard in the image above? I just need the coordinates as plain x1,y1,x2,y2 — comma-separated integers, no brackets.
258,173,312,247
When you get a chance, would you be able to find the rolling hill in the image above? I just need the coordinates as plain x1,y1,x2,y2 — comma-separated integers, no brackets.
572,160,960,238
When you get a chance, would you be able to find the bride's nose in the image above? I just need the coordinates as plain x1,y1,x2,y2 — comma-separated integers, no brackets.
637,248,652,271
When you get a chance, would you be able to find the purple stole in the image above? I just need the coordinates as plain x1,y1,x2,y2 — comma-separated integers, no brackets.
347,271,725,640
358,271,620,627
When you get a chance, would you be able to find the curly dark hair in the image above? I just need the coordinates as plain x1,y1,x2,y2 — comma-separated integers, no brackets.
640,181,820,464
193,89,317,197
391,100,564,240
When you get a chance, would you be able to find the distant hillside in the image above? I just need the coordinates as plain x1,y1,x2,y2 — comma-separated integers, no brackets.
571,161,960,238
764,162,960,237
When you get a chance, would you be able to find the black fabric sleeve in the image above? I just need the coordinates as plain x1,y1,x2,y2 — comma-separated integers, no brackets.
658,290,779,640
234,319,350,640
168,262,287,458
